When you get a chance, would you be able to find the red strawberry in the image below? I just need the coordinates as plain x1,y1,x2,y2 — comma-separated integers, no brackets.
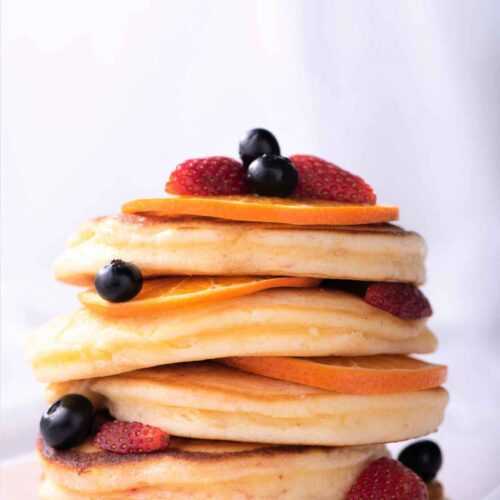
364,283,432,319
95,421,170,454
290,154,376,204
347,457,429,500
166,156,248,196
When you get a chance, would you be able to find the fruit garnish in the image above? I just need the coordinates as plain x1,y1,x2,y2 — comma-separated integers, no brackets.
324,280,432,320
346,457,429,500
398,440,442,483
122,196,398,226
95,421,170,454
365,282,432,319
322,279,369,295
90,410,114,437
290,154,376,204
239,128,280,168
166,156,248,196
79,276,320,316
95,259,143,303
40,394,94,449
221,355,447,395
247,154,298,197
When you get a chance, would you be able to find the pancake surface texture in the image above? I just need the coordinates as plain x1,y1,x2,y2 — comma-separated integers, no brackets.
47,362,448,446
53,215,426,285
38,436,387,500
29,289,437,382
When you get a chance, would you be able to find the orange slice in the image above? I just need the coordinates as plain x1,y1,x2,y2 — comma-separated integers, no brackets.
221,355,447,395
122,196,399,226
79,276,320,316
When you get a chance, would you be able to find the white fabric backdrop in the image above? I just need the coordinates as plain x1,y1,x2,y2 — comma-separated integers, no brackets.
2,1,500,498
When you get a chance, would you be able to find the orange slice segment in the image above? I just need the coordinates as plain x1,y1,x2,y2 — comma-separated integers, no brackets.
122,196,399,226
79,276,320,316
221,355,447,395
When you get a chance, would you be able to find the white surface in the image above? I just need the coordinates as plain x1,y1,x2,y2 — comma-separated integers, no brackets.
0,454,40,500
2,1,500,499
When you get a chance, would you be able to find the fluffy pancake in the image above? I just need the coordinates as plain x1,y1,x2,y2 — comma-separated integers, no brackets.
53,215,426,285
38,436,387,500
29,289,437,383
46,362,448,446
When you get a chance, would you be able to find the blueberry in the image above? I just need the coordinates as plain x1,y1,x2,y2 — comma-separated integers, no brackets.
398,440,442,482
239,128,281,168
322,280,368,296
90,409,114,436
40,394,94,449
247,154,298,197
95,259,143,302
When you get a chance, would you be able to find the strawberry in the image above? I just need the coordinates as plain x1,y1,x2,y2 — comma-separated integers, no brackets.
347,457,429,500
95,421,170,454
166,156,248,196
290,154,376,204
364,283,432,319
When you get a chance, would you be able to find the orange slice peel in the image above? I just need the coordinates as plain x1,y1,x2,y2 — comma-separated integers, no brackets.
122,196,399,226
79,276,320,316
221,355,447,395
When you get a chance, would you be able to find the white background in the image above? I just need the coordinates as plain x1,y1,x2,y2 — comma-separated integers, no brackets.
2,1,500,499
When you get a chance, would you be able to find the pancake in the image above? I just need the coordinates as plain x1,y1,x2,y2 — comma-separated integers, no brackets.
38,436,387,500
29,288,437,383
53,215,426,286
46,362,448,446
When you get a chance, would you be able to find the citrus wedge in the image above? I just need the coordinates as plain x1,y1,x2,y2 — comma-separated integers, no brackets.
221,355,447,395
122,196,399,226
79,276,320,316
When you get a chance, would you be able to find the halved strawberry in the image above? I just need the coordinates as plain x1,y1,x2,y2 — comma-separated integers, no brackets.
346,457,429,500
166,156,248,196
364,283,432,319
290,154,376,204
94,421,170,454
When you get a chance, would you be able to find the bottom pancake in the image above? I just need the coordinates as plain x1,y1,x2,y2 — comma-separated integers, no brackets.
38,437,387,500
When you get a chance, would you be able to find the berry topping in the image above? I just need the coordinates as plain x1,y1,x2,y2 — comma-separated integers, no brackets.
95,421,170,454
239,128,281,168
290,154,376,204
322,279,368,296
364,283,432,319
346,457,429,500
398,440,443,483
90,410,114,436
40,394,94,449
166,156,248,196
95,259,143,303
247,154,298,197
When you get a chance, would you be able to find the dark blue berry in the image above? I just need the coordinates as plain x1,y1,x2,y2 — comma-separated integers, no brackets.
322,280,368,296
247,155,298,197
40,394,94,449
90,409,114,436
247,154,298,197
239,128,281,168
95,259,143,302
398,440,442,482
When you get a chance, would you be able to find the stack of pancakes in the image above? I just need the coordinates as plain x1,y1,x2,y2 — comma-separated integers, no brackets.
29,208,448,499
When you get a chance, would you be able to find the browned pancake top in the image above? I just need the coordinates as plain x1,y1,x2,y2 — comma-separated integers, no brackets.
94,213,408,235
37,437,315,473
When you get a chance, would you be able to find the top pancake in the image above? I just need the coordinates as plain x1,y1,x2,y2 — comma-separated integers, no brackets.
54,214,426,285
